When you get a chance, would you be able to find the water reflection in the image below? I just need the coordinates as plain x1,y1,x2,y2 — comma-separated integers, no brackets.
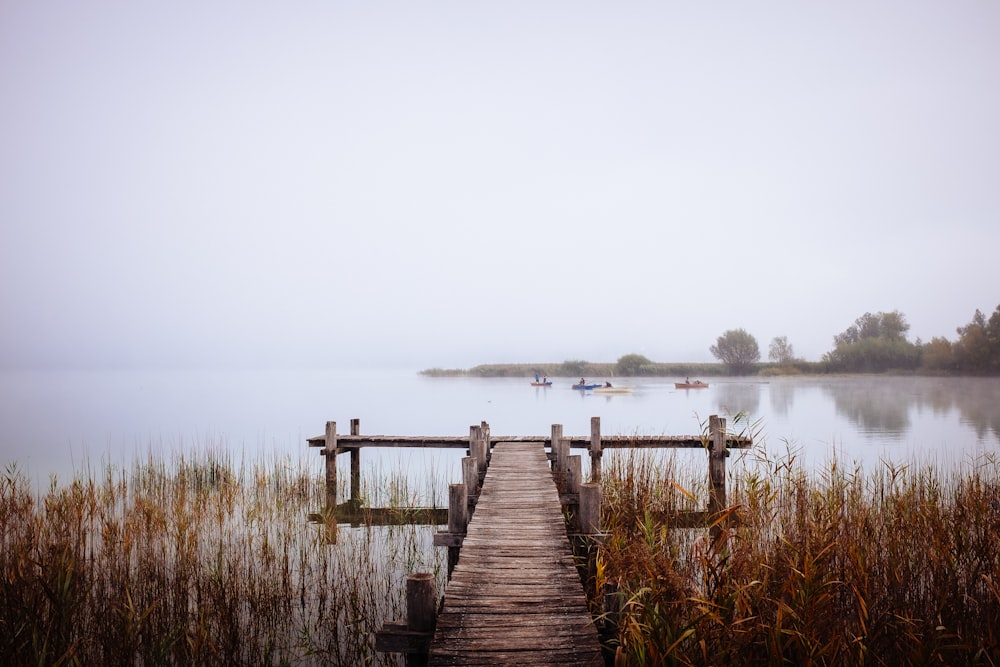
948,378,1000,442
712,382,762,417
822,380,911,439
3,371,1000,484
768,381,795,418
813,377,1000,444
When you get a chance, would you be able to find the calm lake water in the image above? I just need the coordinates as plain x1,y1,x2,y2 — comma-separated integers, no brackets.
2,370,999,489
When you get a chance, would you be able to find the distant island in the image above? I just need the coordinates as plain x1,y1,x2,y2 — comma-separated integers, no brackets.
418,359,799,378
422,307,1000,377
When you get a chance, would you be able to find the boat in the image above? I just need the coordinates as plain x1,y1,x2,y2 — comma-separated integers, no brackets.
675,380,709,389
530,381,552,387
571,383,603,390
594,385,632,394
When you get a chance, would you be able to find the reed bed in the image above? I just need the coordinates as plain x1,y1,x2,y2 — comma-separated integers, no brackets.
0,448,445,666
598,426,1000,666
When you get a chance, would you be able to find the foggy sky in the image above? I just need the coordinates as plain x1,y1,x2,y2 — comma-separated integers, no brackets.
2,2,998,370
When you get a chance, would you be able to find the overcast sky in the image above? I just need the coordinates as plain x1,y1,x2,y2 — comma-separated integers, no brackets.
2,2,998,370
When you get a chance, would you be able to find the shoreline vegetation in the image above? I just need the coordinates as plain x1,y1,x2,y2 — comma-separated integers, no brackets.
420,304,1000,377
3,435,999,664
420,360,829,378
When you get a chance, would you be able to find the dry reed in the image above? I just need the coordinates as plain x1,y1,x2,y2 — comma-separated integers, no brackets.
597,421,1000,666
0,448,445,666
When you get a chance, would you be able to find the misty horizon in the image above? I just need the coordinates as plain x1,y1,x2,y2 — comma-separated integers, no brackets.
3,3,998,373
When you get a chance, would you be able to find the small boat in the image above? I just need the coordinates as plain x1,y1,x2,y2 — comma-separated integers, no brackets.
594,385,632,394
675,380,709,389
530,381,552,387
572,383,603,390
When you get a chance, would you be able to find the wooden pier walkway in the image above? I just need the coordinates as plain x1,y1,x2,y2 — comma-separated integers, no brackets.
428,440,603,666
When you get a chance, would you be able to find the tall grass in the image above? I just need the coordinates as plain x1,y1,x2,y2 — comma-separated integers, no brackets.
598,431,1000,665
0,448,444,666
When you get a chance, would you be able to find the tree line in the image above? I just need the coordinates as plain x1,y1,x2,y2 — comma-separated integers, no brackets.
709,304,1000,375
419,304,1000,377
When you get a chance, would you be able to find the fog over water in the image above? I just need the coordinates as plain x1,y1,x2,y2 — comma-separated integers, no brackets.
2,2,999,372
3,371,998,494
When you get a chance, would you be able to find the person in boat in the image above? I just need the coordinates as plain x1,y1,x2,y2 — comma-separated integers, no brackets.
542,375,547,383
535,372,540,382
605,381,612,388
579,377,586,386
685,377,690,384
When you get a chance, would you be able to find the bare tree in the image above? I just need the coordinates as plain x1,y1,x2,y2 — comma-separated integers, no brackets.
768,336,796,364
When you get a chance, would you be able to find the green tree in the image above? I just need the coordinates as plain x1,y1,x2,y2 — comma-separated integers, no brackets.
768,336,796,364
825,310,920,372
833,310,909,346
615,354,652,376
710,329,760,375
921,337,955,371
954,305,1000,373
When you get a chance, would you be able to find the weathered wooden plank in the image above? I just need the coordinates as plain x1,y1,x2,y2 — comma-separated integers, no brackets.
430,648,604,666
308,433,751,449
428,441,602,665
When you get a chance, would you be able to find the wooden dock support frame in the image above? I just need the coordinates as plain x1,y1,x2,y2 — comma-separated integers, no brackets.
579,482,602,537
572,481,605,622
324,421,337,512
469,424,488,477
708,415,729,544
550,423,563,466
590,416,602,482
324,419,364,515
349,418,361,507
461,456,479,499
445,483,468,575
434,463,477,576
375,572,438,666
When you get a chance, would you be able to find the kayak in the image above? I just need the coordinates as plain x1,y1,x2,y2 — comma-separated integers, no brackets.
572,383,603,390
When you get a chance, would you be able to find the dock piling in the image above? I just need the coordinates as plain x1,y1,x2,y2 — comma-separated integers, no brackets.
579,482,601,536
590,416,602,482
461,456,478,499
375,572,437,666
324,421,337,512
708,415,728,545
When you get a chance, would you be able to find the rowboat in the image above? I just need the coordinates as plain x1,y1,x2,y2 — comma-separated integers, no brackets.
675,381,709,389
594,386,632,394
572,383,603,390
530,381,552,387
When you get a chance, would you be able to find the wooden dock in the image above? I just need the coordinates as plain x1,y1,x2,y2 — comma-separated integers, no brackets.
427,440,603,666
331,416,750,662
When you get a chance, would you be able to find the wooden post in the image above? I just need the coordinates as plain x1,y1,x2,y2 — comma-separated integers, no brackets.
480,421,491,463
601,581,623,652
590,416,602,482
470,425,487,475
579,482,601,535
406,572,436,667
447,483,468,576
566,455,582,496
325,421,337,511
462,456,479,498
550,423,563,471
350,418,361,507
708,415,728,544
448,483,469,535
374,572,437,660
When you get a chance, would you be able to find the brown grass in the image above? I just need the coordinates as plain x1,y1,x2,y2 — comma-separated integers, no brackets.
0,449,444,666
6,428,999,666
597,425,1000,665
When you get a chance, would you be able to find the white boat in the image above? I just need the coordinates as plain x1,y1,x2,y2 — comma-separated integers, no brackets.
593,385,632,394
